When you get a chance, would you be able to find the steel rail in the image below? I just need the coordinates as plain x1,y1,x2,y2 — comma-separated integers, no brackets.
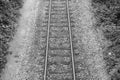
44,0,76,80
66,0,76,80
43,0,52,80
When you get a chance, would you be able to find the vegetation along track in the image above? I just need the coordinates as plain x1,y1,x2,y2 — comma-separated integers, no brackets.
33,0,90,80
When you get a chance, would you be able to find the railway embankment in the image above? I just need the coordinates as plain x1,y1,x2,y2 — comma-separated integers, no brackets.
0,0,23,79
1,0,41,80
70,0,110,80
92,0,120,80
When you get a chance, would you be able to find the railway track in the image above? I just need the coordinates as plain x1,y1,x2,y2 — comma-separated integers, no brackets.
31,0,90,80
44,0,76,80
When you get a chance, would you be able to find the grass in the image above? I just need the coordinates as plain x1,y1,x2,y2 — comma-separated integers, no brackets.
0,0,23,76
92,0,120,79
